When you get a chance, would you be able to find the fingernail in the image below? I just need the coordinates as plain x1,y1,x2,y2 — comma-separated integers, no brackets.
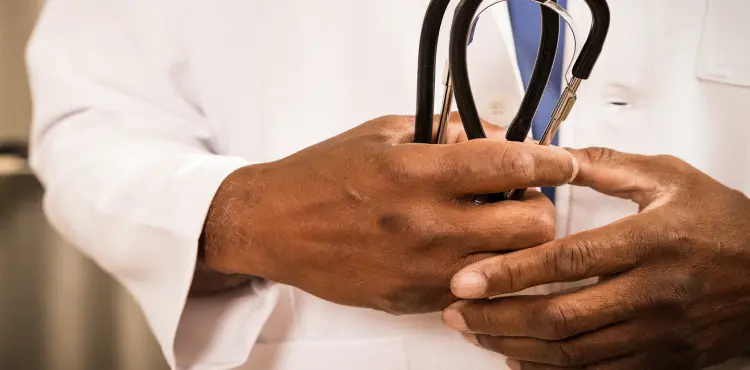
442,308,468,331
562,147,581,183
506,359,522,370
452,271,487,298
543,146,579,184
462,332,480,346
568,155,580,183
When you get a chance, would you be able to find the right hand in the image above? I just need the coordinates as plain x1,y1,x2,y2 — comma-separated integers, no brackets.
202,115,578,314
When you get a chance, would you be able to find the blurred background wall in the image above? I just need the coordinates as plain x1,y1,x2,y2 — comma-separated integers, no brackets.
0,1,169,369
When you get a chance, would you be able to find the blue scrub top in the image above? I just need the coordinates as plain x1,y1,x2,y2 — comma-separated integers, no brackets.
508,0,567,203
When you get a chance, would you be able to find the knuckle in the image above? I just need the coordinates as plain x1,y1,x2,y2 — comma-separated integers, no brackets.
530,207,557,242
376,210,415,235
624,222,658,259
498,147,536,181
660,223,691,246
636,352,679,370
379,150,425,184
537,301,579,340
417,221,455,251
663,274,703,308
549,239,598,279
377,208,452,252
671,325,697,349
491,259,522,293
381,114,407,127
477,306,502,334
654,154,681,165
583,147,616,163
374,115,415,143
656,222,705,258
369,115,398,132
555,341,586,366
692,351,711,370
654,155,693,178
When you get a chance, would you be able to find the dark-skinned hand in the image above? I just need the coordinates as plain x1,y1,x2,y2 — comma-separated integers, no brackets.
199,114,577,314
443,148,750,370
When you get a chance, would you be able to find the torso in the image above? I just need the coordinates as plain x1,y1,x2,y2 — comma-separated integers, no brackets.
181,1,750,369
557,0,750,237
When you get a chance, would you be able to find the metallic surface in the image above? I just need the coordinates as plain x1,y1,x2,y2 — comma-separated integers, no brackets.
539,76,582,145
0,0,40,143
508,77,581,200
436,61,454,144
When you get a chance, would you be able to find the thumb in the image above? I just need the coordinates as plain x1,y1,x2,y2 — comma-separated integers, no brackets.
565,147,668,208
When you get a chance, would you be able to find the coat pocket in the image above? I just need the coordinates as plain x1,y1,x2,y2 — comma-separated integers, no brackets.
696,0,750,87
241,338,410,370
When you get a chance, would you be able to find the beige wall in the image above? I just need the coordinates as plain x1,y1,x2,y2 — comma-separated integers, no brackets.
0,1,170,369
0,0,44,141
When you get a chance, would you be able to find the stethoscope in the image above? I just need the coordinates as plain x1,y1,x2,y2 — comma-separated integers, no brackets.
414,0,610,201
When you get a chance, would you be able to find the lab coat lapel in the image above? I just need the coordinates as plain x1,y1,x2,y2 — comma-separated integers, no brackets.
491,3,525,96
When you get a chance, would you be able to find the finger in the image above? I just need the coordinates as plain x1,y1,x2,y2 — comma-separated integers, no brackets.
545,286,586,298
448,191,556,254
450,216,654,299
505,359,562,370
468,319,667,367
446,274,673,340
511,351,683,370
566,148,688,209
582,353,673,370
424,140,578,195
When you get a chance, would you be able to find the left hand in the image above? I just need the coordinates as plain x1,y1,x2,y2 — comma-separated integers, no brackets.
442,148,750,370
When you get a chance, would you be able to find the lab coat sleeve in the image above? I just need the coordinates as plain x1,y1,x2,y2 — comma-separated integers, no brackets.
26,0,278,368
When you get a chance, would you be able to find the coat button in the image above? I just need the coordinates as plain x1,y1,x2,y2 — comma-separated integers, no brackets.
482,96,513,128
488,98,506,116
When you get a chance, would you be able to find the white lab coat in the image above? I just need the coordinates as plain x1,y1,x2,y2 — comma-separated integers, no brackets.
26,0,750,369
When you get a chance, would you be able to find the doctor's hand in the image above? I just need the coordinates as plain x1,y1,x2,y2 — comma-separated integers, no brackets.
442,148,750,369
200,114,577,314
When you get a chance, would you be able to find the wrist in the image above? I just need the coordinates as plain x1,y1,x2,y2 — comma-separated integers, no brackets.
201,163,278,280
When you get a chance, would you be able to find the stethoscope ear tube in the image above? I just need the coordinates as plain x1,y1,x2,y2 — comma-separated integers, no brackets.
572,0,610,79
509,0,610,200
503,3,561,143
414,0,567,146
448,0,561,203
414,0,609,202
414,0,453,144
448,0,493,141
